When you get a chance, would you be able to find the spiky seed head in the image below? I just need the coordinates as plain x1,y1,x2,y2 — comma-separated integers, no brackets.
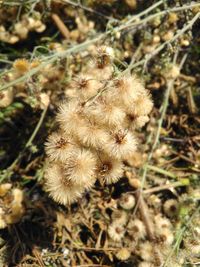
45,163,85,205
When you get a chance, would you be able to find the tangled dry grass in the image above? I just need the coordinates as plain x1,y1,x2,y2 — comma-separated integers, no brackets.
0,0,200,266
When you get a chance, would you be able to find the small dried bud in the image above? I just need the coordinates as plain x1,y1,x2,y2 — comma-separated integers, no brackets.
119,194,135,210
13,59,30,74
0,88,14,108
39,93,50,109
168,13,178,24
163,199,179,218
161,30,174,41
0,183,12,197
116,248,131,261
108,223,125,242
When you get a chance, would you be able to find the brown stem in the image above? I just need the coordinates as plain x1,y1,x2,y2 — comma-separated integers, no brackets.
51,13,70,39
135,190,155,241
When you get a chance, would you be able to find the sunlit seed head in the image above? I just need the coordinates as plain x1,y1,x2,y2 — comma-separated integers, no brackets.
77,121,110,149
45,163,85,205
97,155,123,184
105,130,137,160
45,131,77,162
64,149,97,188
57,100,86,136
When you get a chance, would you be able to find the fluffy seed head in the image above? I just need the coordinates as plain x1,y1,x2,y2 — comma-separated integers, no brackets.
70,74,101,100
77,121,110,149
87,97,126,128
105,129,137,160
57,100,85,136
45,163,84,205
139,241,154,261
111,210,128,226
45,131,77,162
131,93,153,117
64,149,97,188
112,75,145,108
134,115,150,128
154,214,172,230
159,228,174,245
97,155,124,184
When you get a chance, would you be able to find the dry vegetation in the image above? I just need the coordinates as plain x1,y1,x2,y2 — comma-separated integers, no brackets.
0,0,200,266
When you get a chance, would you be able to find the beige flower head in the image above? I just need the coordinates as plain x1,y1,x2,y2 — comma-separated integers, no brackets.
45,163,85,205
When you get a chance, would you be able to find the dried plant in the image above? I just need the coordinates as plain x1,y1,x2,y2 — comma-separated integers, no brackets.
44,47,153,205
0,183,24,228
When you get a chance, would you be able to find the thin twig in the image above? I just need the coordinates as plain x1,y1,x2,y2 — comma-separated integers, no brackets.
135,190,155,241
143,180,189,194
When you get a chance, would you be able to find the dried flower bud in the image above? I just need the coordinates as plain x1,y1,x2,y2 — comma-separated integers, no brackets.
13,59,30,74
127,218,146,240
139,241,154,261
119,194,135,210
39,93,50,109
163,199,179,218
0,88,14,108
0,186,24,228
168,13,178,24
111,210,128,226
0,183,12,197
108,223,125,242
116,248,131,261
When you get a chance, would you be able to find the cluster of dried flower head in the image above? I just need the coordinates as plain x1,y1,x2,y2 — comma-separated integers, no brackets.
0,58,51,109
107,193,177,265
45,47,153,205
0,12,45,44
0,183,24,229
